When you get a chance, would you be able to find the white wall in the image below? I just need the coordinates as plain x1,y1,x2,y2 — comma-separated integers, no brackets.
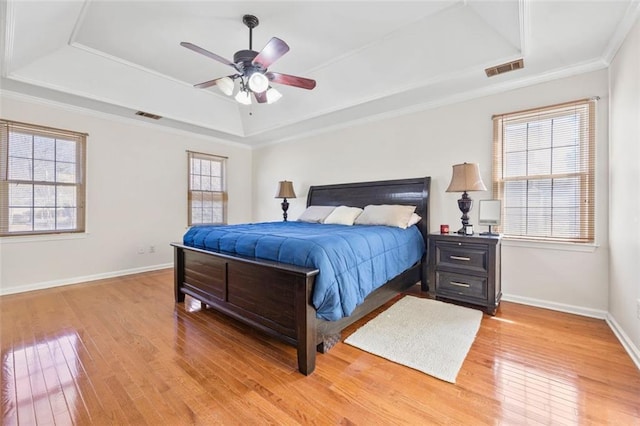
609,17,640,354
0,93,252,294
253,70,610,315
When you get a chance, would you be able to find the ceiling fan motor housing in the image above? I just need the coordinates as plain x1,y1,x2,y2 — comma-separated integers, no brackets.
234,50,263,71
233,49,267,88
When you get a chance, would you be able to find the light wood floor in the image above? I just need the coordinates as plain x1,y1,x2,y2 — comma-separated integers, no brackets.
1,269,639,425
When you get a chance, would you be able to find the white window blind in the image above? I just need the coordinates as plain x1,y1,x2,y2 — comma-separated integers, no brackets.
187,151,227,226
0,119,87,237
492,98,596,243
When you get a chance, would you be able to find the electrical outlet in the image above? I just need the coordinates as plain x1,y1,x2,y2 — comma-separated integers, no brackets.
149,245,155,254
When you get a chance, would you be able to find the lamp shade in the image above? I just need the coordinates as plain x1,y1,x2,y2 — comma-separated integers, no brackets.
248,72,269,93
266,87,282,104
445,162,487,192
235,90,252,105
275,180,296,199
217,77,235,96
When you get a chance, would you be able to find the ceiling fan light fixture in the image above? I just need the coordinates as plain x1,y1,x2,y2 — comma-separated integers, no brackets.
181,14,316,106
266,87,282,104
217,77,235,96
248,72,269,93
235,89,252,105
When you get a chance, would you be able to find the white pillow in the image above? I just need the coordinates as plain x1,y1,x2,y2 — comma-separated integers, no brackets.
297,205,337,223
354,204,417,229
407,213,422,227
323,206,364,226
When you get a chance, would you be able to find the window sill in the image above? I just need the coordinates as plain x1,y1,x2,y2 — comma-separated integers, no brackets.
0,232,90,245
502,237,599,253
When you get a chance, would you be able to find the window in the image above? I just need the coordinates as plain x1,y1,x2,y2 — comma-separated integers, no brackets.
492,98,595,243
0,119,86,237
187,151,226,225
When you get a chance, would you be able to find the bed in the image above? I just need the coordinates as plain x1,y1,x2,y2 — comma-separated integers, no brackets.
172,177,431,375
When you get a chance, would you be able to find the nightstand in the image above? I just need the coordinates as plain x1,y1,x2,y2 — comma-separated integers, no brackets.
428,233,502,315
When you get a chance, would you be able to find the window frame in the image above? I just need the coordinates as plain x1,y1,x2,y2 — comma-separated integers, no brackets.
492,98,596,243
0,119,87,237
187,150,227,226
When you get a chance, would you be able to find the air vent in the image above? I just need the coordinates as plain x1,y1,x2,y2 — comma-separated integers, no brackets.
135,111,162,120
485,59,524,77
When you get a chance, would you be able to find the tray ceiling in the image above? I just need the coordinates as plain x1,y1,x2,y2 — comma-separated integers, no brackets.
1,1,638,146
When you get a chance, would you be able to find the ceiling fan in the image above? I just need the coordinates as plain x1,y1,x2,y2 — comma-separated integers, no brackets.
181,14,316,105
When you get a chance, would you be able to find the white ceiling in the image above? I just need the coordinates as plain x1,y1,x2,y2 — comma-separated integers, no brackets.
1,1,639,147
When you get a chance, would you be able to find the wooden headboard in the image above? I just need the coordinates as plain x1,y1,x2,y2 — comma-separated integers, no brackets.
306,177,431,243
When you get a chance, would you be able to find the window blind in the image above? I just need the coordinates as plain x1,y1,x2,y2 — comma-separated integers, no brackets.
492,98,596,243
0,119,87,237
187,150,227,225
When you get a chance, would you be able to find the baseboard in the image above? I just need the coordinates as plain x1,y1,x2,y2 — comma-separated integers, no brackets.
0,263,173,296
605,314,640,371
503,293,639,372
501,293,608,319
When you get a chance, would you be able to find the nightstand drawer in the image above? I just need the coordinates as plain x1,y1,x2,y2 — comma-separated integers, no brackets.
435,243,488,273
435,271,487,300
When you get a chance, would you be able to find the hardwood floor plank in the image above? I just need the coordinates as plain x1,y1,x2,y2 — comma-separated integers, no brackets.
54,333,102,425
10,329,36,426
1,269,639,425
1,350,18,426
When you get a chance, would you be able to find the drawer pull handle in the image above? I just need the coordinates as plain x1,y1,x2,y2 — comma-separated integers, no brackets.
450,255,471,261
450,281,470,288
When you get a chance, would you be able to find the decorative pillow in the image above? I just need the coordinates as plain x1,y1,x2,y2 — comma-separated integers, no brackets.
297,205,337,223
323,206,364,226
407,213,422,227
354,204,417,229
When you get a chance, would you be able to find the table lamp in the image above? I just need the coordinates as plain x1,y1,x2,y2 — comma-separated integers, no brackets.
275,180,296,221
446,162,487,234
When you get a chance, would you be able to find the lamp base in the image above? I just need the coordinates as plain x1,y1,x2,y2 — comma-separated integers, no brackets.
457,192,473,234
281,198,289,222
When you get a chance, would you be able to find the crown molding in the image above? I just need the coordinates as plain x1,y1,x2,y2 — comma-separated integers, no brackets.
0,88,251,149
253,58,608,148
1,0,15,77
602,0,640,65
518,0,530,57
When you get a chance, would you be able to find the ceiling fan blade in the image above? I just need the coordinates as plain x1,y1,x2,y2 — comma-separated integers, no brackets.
180,42,237,69
193,79,220,89
267,72,316,90
252,37,290,69
193,75,238,89
254,91,268,104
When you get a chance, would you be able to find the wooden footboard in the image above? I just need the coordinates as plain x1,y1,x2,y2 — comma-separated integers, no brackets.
173,243,423,375
173,243,320,374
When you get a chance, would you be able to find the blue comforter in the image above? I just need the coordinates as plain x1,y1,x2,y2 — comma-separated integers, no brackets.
183,222,425,321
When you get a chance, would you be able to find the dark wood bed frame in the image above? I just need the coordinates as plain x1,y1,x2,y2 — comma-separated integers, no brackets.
172,177,431,375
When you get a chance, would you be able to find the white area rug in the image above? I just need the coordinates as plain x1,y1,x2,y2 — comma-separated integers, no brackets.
344,296,483,383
